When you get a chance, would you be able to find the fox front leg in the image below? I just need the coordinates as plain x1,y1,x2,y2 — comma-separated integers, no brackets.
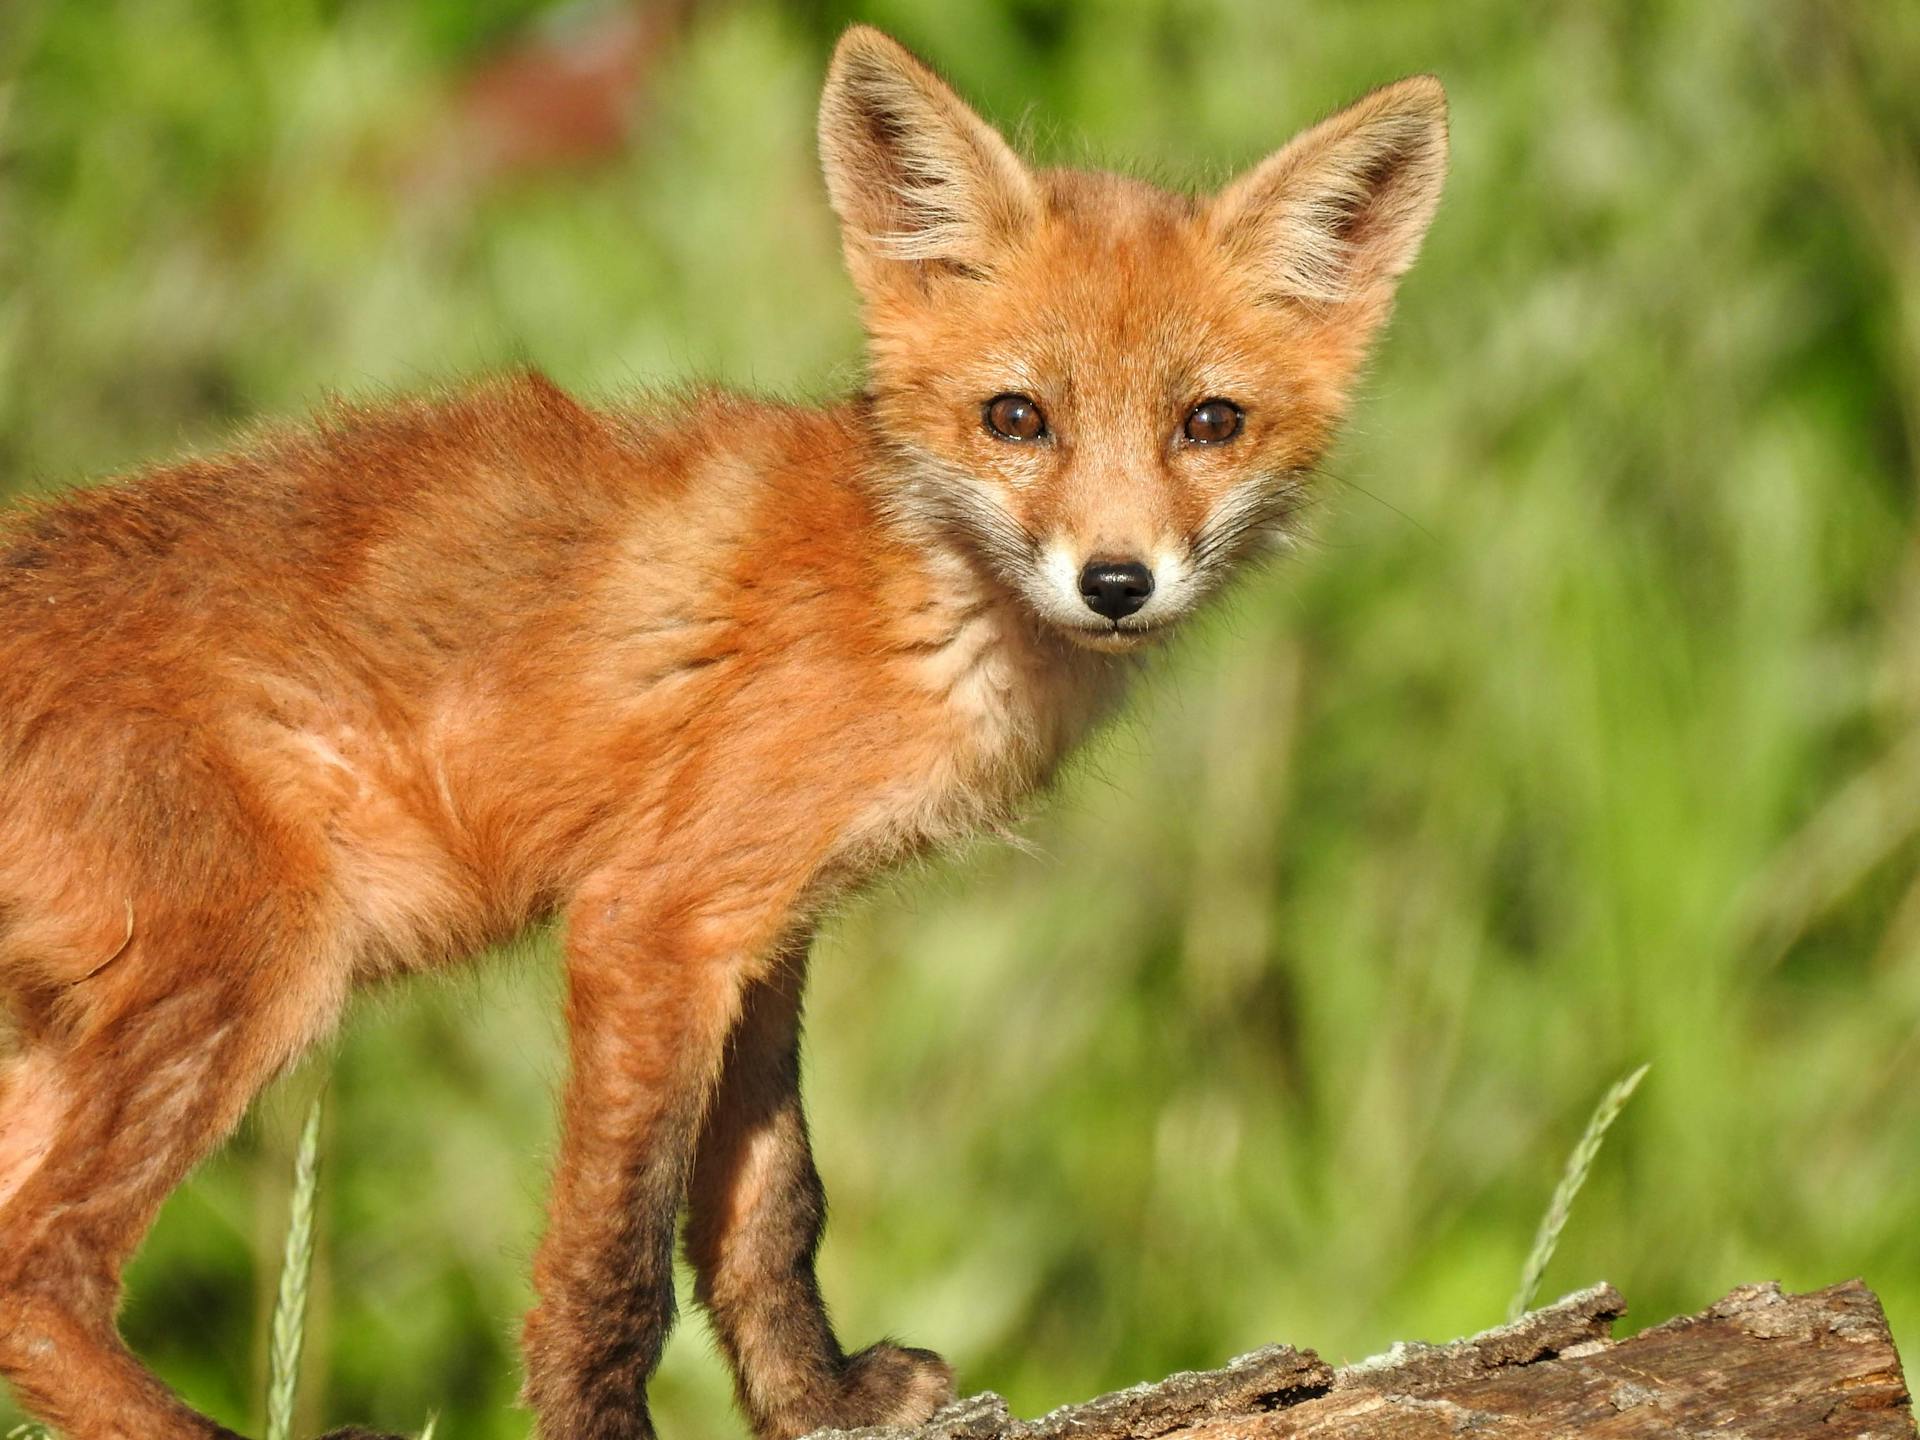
685,934,953,1440
520,874,775,1440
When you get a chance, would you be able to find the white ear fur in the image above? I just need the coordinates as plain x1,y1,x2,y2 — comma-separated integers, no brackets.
1209,76,1449,305
817,26,1040,288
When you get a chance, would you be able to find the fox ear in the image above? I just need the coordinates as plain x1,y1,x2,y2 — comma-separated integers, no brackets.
1209,76,1448,307
818,26,1040,295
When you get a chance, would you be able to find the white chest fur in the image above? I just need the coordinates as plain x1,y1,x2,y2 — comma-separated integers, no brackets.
839,548,1126,872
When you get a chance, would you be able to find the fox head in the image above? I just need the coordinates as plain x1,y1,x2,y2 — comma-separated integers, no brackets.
819,27,1447,651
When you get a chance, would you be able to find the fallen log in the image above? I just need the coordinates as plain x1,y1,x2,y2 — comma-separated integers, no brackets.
817,1280,1913,1440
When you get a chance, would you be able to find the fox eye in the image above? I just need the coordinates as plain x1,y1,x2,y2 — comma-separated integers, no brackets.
984,393,1047,442
1183,399,1243,444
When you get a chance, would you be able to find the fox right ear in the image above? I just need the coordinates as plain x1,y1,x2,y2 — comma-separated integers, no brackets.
818,26,1040,297
1209,75,1449,309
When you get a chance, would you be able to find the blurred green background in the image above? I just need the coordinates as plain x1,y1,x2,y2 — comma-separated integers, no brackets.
3,0,1918,1436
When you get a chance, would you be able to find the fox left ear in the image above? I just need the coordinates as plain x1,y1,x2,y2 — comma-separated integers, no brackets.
818,26,1040,299
1209,76,1449,309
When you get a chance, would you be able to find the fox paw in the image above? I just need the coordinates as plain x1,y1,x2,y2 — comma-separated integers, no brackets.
836,1341,956,1428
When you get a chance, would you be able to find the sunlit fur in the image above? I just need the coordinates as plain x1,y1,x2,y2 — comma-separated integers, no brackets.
0,26,1445,1440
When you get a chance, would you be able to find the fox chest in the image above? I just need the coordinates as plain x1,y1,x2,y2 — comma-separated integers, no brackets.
822,609,1115,878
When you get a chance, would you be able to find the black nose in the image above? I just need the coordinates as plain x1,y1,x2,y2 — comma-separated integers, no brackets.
1078,560,1154,620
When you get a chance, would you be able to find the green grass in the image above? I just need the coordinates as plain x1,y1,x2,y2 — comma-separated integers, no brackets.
265,1097,324,1440
3,1,1919,1437
258,1096,441,1438
1510,1064,1649,1320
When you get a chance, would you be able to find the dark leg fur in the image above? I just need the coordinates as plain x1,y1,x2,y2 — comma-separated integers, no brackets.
684,943,953,1440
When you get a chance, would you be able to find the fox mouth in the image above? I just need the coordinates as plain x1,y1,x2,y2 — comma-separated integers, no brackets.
1049,615,1163,652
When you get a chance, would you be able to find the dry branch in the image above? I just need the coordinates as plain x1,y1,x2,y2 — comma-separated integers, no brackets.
817,1280,1913,1440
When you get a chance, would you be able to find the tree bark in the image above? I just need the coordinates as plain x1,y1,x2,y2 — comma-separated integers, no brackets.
813,1280,1914,1440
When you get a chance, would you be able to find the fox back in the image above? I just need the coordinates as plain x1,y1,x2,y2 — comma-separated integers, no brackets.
0,27,1446,1440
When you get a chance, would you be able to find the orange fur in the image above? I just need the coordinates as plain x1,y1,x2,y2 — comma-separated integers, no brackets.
0,27,1446,1440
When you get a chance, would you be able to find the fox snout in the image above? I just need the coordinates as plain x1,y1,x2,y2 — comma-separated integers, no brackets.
1028,540,1192,649
1078,559,1153,620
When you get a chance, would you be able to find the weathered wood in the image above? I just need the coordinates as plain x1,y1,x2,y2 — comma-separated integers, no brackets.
1217,1280,1911,1439
814,1280,1913,1440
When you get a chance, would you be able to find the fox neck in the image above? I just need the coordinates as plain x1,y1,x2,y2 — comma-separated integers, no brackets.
868,465,1135,815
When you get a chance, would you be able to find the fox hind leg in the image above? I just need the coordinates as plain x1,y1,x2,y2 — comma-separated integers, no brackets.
0,1045,67,1219
0,956,342,1440
684,940,954,1440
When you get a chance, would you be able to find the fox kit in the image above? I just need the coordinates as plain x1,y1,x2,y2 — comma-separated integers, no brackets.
0,25,1446,1440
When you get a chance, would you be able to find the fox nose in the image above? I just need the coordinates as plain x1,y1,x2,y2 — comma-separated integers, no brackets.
1078,560,1154,620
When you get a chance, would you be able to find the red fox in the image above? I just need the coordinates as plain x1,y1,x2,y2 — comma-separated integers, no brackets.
0,25,1446,1440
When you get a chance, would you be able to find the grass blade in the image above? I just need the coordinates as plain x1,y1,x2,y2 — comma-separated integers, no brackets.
266,1093,325,1440
1509,1063,1649,1321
